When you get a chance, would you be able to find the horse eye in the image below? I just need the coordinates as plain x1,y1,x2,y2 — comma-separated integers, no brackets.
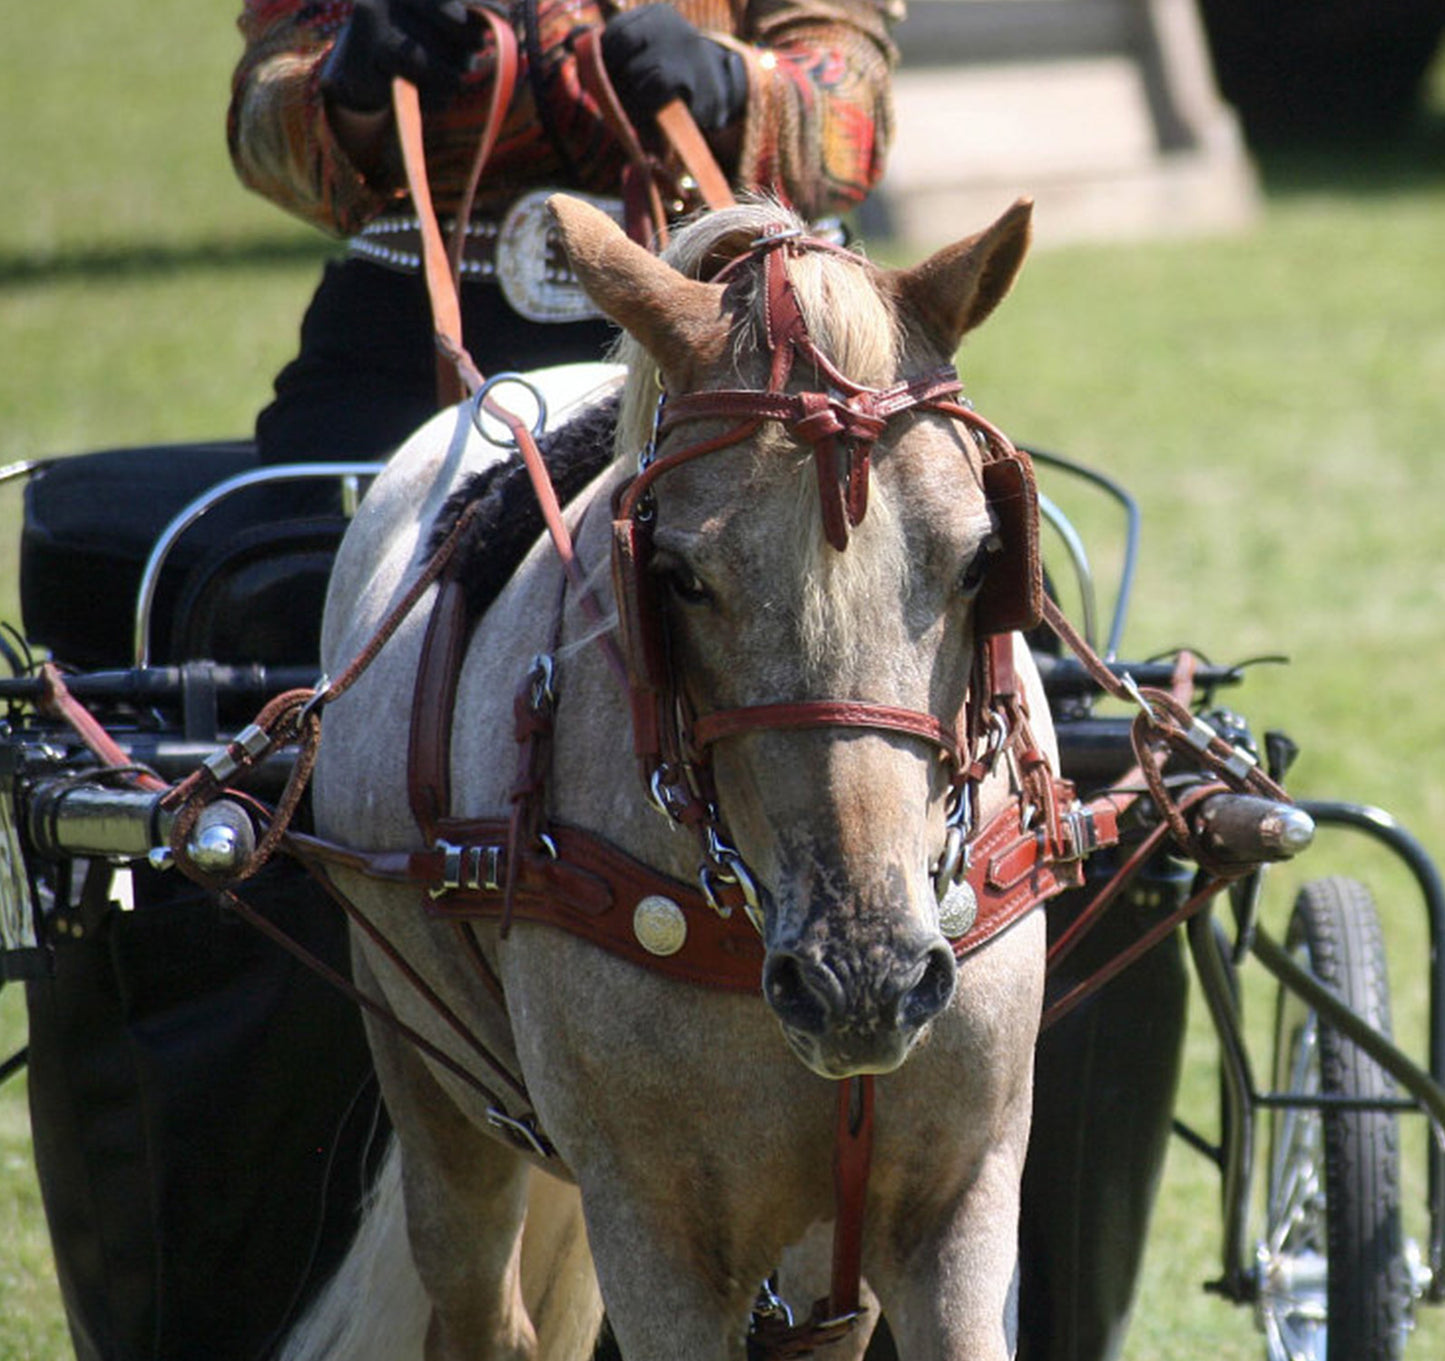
959,534,1002,597
655,558,714,606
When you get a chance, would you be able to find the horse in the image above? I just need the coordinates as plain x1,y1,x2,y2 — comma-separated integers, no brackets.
286,192,1066,1361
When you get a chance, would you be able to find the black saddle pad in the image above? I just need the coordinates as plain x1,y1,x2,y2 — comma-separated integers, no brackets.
431,391,619,617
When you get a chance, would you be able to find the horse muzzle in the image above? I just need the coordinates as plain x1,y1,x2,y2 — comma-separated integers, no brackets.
762,929,958,1078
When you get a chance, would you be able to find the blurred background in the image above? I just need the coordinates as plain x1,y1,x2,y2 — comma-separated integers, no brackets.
2,2,1444,1357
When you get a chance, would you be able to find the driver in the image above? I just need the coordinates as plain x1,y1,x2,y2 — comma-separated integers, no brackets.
229,0,903,465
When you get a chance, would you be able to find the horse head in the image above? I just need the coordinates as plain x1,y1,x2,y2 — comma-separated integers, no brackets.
550,194,1035,1079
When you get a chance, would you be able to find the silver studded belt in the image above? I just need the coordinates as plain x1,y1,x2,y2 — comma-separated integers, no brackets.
346,189,626,324
348,213,500,279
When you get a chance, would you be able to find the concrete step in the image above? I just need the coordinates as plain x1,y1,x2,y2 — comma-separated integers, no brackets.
864,0,1261,248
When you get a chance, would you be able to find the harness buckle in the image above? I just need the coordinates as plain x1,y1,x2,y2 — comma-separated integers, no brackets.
1057,805,1102,862
430,839,502,898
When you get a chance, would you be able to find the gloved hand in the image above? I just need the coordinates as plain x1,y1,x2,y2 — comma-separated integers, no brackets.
321,0,483,113
600,5,747,133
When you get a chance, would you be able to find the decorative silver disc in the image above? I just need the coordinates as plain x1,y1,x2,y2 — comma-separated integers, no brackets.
938,882,979,940
633,895,688,957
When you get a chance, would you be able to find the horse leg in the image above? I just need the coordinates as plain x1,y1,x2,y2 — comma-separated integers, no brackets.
777,1226,880,1361
872,1137,1030,1361
520,1167,606,1360
866,923,1044,1361
578,1186,781,1361
874,1110,1039,1361
358,959,544,1361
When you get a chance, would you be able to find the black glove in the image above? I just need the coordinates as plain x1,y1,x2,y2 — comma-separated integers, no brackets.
321,0,483,113
600,6,747,133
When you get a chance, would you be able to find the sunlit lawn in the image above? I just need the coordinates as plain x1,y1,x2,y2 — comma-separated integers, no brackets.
3,3,1444,1357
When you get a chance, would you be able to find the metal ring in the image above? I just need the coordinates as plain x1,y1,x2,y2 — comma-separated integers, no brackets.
470,372,548,449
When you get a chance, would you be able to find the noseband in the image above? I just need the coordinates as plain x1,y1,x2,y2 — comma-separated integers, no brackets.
609,226,1047,919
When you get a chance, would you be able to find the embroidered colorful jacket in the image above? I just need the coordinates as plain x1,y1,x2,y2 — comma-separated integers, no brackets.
228,0,902,237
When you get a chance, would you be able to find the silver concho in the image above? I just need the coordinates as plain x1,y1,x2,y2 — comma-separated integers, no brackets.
633,894,688,957
496,189,625,324
937,882,979,941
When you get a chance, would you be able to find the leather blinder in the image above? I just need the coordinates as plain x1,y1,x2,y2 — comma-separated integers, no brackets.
610,514,668,694
974,452,1044,636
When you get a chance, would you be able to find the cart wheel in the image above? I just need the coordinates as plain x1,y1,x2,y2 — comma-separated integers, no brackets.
1258,876,1410,1361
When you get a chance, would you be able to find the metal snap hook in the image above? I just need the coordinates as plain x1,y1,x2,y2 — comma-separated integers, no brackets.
1120,672,1161,728
933,823,966,901
700,828,763,933
298,675,332,726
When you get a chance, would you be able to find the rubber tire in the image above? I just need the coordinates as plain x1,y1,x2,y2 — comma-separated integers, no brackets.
1263,876,1409,1361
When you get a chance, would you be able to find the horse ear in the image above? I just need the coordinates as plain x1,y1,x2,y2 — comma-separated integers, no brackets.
888,198,1034,354
547,195,728,378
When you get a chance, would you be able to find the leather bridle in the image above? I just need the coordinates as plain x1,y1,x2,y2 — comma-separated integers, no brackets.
607,223,1058,922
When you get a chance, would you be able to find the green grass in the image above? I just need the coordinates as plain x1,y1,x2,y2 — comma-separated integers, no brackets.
3,3,1445,1356
964,140,1445,1361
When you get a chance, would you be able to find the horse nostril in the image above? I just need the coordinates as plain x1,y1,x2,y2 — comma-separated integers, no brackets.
899,941,957,1029
763,953,836,1037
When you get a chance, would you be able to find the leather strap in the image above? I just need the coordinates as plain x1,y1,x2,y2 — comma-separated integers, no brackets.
294,776,1110,996
447,7,520,286
391,3,520,406
292,819,766,990
573,26,736,247
691,700,964,772
408,572,473,839
658,369,964,443
573,25,667,244
38,663,168,792
829,1075,873,1319
655,98,735,209
392,78,464,389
